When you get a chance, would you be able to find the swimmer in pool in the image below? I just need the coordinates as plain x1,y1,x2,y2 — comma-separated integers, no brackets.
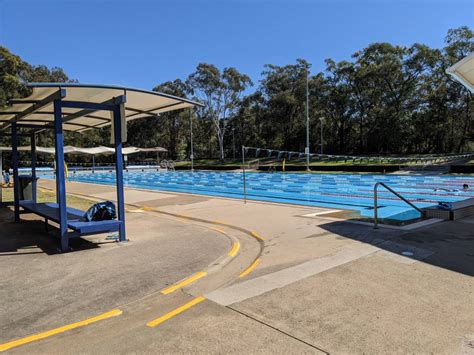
434,184,469,193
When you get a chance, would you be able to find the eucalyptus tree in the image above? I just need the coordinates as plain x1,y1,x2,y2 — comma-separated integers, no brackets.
257,59,311,151
187,63,252,160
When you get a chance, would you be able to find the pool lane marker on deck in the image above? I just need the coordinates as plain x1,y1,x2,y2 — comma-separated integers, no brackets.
160,272,208,295
146,296,206,328
0,309,122,352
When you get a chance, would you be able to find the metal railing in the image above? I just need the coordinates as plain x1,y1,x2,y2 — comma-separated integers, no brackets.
373,182,425,229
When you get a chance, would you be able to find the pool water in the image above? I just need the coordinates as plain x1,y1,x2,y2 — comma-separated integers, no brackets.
66,171,474,222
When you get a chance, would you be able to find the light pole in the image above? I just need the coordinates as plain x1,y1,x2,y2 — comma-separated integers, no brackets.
189,108,194,172
232,128,236,159
305,69,310,171
320,117,324,155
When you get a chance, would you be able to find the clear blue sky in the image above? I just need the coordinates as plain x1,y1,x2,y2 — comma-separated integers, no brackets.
1,0,472,90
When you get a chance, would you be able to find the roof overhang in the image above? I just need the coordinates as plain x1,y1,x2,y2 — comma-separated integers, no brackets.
0,145,167,155
446,53,474,93
0,83,203,132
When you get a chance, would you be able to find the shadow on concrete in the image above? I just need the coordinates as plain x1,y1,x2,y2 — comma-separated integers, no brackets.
319,219,474,277
0,207,108,255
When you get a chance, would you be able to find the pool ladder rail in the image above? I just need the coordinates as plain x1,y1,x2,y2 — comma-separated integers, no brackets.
373,182,425,229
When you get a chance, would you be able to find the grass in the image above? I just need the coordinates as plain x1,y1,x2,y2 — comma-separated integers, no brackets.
1,187,96,211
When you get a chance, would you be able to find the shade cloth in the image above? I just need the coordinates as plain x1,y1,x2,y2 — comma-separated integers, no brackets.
446,53,474,93
0,83,203,132
0,145,167,155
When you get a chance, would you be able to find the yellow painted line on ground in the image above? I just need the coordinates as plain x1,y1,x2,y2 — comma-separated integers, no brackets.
250,231,266,241
210,226,226,234
160,272,208,295
239,258,261,278
227,241,241,257
146,296,206,328
213,220,228,225
0,309,122,352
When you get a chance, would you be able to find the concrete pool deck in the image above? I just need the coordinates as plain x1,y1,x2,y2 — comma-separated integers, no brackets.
0,180,473,353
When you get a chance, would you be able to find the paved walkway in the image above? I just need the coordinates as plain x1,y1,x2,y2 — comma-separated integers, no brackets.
0,180,472,353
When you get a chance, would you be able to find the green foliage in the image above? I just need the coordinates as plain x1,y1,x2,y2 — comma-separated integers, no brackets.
187,63,252,159
0,26,472,163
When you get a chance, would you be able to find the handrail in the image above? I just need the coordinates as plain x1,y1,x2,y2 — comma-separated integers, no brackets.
373,182,425,229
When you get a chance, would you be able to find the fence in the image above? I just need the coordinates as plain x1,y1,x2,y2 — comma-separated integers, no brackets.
242,146,474,166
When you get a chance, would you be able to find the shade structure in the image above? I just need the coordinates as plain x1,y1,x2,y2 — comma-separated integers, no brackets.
1,83,201,253
0,83,202,132
446,53,474,93
0,145,167,155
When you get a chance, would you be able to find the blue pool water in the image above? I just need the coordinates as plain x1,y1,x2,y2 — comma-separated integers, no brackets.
65,171,474,222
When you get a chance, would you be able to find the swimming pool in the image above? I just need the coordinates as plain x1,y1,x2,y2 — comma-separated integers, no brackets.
66,171,474,222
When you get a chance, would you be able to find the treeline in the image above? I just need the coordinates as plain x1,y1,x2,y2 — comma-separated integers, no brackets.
1,26,472,161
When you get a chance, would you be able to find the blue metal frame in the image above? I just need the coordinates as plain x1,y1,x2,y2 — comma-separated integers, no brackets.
11,123,20,222
31,132,37,202
53,99,69,252
113,105,127,242
9,87,131,252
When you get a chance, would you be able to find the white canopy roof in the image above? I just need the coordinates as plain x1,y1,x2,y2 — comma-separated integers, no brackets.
446,53,474,93
0,83,202,132
0,145,167,155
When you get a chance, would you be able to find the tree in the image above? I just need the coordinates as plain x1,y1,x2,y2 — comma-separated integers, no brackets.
187,63,252,160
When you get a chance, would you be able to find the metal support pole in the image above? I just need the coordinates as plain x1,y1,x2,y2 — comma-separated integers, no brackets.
305,71,310,171
232,128,235,159
190,108,194,172
53,99,69,252
113,105,127,242
320,118,324,155
373,185,379,229
92,155,95,173
374,182,424,229
31,132,37,202
242,145,247,204
12,123,20,222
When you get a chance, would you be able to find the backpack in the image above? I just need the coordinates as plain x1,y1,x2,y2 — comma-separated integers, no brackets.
84,201,117,222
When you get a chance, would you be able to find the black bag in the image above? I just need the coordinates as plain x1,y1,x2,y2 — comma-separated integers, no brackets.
84,201,117,222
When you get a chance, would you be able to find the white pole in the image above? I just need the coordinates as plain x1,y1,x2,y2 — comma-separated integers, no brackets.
306,70,310,171
320,117,324,155
190,108,194,172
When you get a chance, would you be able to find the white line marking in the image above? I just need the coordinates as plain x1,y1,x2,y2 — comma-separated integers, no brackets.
206,244,379,306
302,209,342,217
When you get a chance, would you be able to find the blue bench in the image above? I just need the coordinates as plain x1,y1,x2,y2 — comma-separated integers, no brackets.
19,200,121,238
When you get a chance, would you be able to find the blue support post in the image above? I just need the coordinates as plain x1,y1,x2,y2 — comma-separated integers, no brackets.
11,123,20,222
31,132,37,202
113,105,126,242
53,99,69,252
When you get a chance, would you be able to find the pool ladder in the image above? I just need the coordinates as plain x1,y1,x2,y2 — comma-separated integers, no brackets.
373,182,425,229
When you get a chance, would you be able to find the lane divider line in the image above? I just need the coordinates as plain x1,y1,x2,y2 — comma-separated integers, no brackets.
160,272,208,295
239,258,261,278
146,296,206,328
0,309,122,352
227,241,241,257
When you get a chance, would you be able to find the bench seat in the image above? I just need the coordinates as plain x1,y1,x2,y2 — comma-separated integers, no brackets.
19,201,121,234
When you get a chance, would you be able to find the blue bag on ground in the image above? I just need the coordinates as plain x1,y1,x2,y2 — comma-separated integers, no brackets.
84,201,117,222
